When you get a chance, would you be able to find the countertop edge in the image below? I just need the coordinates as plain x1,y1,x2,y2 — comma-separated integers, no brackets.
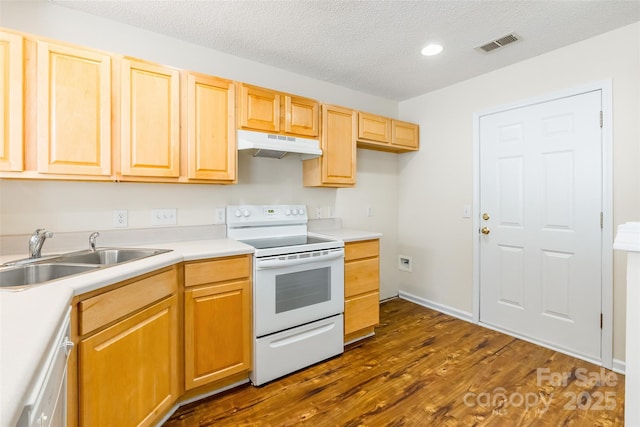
309,229,383,242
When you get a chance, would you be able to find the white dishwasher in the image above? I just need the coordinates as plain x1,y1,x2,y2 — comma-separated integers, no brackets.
16,307,73,427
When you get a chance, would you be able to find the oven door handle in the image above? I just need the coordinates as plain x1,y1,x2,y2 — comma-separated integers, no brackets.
256,249,344,269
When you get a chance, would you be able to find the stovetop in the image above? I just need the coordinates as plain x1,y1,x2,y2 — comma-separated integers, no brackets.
226,204,343,257
240,235,333,250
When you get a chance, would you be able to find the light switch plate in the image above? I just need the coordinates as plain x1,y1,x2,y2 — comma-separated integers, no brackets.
151,208,177,226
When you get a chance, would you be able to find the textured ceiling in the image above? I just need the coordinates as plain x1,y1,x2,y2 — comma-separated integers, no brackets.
52,0,640,101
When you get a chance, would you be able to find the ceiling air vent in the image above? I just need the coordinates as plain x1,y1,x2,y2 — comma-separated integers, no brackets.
477,33,520,53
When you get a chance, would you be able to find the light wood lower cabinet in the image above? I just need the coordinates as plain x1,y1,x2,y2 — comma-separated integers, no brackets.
76,267,179,427
344,239,380,342
184,255,252,391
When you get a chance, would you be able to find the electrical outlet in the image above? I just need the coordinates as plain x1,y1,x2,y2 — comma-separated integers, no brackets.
113,210,128,228
316,207,322,219
398,255,412,272
151,208,177,226
215,208,226,224
367,206,374,217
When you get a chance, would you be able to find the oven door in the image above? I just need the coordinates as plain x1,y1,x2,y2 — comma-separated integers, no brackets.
254,247,344,337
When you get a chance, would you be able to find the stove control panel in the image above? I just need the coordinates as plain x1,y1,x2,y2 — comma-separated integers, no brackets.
227,204,308,227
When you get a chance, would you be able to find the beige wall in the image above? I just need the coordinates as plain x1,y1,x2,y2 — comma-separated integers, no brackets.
397,22,640,362
0,1,401,299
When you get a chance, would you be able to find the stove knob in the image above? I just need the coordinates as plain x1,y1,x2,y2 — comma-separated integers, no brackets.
234,210,242,218
243,209,250,217
285,209,291,216
298,208,305,215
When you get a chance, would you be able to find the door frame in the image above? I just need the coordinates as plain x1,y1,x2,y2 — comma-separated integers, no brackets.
471,81,613,368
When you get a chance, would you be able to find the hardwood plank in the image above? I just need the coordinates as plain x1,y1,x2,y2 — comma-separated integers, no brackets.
164,299,624,426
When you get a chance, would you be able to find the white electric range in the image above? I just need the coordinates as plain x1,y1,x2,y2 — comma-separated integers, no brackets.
226,205,345,386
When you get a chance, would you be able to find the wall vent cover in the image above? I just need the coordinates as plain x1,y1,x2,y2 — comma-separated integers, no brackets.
477,33,520,53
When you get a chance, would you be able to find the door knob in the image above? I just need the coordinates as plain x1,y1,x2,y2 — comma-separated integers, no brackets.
481,227,491,235
482,213,490,221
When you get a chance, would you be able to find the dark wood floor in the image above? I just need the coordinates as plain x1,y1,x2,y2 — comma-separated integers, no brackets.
165,298,624,426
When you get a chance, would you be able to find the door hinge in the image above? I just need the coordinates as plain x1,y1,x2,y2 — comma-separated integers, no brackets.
600,313,603,329
600,111,603,128
600,212,604,229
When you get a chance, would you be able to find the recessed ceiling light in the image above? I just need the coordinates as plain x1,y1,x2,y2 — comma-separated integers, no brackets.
421,44,443,56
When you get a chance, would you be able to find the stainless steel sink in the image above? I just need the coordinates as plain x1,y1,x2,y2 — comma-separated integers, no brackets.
0,263,99,290
56,248,171,265
0,247,172,291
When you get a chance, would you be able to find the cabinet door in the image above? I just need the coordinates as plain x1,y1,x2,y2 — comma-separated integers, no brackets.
344,292,380,336
120,58,180,178
358,112,391,143
183,73,236,181
238,84,280,133
79,295,178,427
0,31,23,172
284,95,319,137
303,104,356,187
184,280,251,390
392,119,419,150
36,41,111,176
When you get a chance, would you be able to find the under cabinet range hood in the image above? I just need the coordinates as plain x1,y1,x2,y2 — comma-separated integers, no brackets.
237,130,322,159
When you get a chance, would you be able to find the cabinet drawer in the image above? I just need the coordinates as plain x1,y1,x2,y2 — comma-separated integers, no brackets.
79,268,177,336
184,255,251,287
345,239,379,261
344,292,380,336
345,257,379,298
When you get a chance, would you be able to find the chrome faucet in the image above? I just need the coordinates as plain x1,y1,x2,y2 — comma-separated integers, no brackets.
29,229,53,259
89,231,100,251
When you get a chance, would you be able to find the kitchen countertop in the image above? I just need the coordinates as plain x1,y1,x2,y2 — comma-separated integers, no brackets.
0,238,253,427
310,228,383,242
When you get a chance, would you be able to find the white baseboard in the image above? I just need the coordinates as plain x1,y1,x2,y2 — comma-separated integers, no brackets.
612,358,626,375
398,290,626,375
398,291,473,323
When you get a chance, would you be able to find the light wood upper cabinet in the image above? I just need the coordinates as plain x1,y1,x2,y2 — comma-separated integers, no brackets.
285,95,319,137
118,58,180,179
36,41,112,176
238,84,280,133
358,112,391,143
77,267,179,427
184,255,252,390
0,31,24,172
357,112,420,153
303,104,356,187
182,72,236,182
391,120,419,150
238,83,319,138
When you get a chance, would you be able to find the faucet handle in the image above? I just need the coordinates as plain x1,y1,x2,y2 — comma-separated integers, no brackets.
29,228,53,258
89,231,100,251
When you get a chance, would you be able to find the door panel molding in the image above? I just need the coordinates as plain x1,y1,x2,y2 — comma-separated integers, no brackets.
472,80,613,368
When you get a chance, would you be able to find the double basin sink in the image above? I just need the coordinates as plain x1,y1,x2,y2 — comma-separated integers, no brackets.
0,248,171,291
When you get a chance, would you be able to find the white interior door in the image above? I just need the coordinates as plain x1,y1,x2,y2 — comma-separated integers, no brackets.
479,90,603,361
